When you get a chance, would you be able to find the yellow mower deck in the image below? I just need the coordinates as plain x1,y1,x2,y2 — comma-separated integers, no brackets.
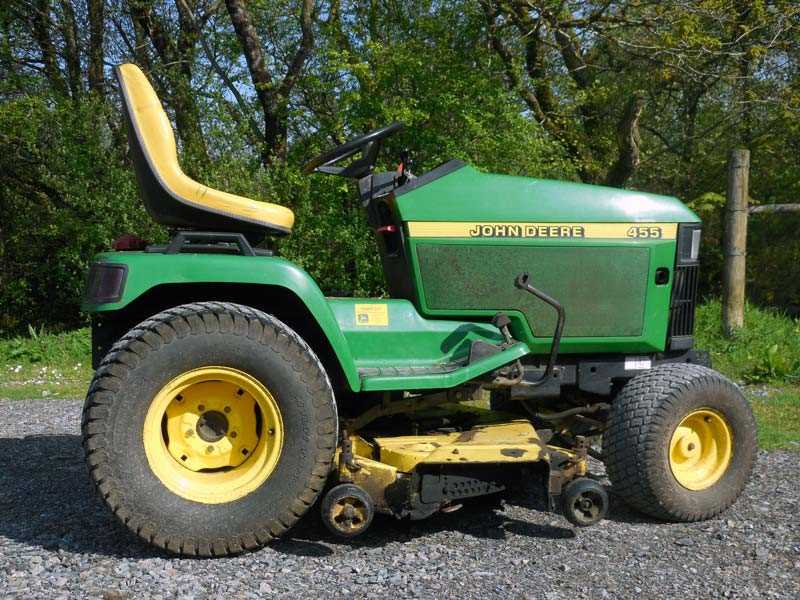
334,420,588,518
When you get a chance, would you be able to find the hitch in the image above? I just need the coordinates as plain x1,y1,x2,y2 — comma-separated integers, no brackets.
514,273,566,387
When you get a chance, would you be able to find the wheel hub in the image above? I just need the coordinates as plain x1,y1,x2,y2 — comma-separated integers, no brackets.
572,491,601,521
332,498,368,532
196,410,229,442
163,380,262,471
669,409,732,491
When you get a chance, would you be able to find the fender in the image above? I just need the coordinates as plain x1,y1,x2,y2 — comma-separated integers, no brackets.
82,252,362,391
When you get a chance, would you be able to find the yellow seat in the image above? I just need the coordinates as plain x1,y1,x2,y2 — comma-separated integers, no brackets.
116,63,294,235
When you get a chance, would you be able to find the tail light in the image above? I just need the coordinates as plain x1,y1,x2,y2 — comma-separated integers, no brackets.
85,262,128,304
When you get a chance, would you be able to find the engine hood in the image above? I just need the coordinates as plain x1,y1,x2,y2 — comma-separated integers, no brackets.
395,162,699,224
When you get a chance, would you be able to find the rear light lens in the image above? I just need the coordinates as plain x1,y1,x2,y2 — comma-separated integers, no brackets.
85,263,128,304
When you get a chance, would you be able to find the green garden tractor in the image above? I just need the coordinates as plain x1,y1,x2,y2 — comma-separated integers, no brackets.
81,63,757,556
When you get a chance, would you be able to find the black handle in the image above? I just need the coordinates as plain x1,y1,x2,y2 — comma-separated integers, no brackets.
515,272,566,387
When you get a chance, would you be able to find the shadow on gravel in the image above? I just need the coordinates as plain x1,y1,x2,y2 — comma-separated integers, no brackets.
602,487,665,526
0,434,575,560
0,434,163,559
278,486,576,554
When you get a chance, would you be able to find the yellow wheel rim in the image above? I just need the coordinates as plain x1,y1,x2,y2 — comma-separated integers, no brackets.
143,367,283,504
669,409,732,491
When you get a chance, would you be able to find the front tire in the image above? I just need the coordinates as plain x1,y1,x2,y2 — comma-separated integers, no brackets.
603,364,756,522
82,302,337,556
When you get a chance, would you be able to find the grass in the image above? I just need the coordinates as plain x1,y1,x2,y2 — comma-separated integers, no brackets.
0,301,798,450
0,326,92,400
695,298,800,384
747,386,800,450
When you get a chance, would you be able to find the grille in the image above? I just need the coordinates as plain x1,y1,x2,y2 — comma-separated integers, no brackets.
669,265,699,337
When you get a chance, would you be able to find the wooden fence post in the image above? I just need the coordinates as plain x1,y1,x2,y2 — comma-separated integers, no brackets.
722,149,750,337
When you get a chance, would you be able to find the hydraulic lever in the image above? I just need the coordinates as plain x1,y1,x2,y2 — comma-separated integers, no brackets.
514,272,566,387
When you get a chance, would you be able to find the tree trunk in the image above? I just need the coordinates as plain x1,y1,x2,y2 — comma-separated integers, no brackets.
31,0,67,95
225,0,315,164
87,0,105,97
58,0,82,98
224,0,278,162
605,93,645,188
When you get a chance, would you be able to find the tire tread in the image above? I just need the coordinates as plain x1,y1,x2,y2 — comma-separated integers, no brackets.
602,363,756,522
82,302,337,556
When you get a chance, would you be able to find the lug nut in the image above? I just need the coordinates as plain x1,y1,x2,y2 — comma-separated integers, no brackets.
185,429,194,438
198,404,205,412
206,445,214,454
224,406,231,413
230,431,238,438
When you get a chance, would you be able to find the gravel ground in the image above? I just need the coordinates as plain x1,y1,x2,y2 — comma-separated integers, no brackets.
0,399,798,599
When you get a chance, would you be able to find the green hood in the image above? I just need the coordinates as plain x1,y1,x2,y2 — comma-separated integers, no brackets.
396,163,699,224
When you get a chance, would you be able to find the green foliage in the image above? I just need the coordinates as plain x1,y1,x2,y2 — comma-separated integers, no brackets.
0,326,90,366
0,0,798,332
0,326,92,400
0,95,163,331
695,299,800,384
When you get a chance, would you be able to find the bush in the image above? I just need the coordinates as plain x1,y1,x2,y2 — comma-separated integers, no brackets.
0,96,161,332
695,299,800,384
0,325,91,366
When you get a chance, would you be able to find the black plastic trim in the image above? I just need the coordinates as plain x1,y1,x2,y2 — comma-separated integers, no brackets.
394,159,466,196
143,231,274,256
668,335,694,351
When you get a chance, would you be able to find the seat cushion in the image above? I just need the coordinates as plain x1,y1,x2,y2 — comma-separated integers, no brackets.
117,64,294,234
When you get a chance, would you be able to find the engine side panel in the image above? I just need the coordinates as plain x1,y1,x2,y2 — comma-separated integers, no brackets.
406,236,677,354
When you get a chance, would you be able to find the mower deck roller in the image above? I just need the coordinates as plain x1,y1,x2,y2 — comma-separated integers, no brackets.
80,63,756,554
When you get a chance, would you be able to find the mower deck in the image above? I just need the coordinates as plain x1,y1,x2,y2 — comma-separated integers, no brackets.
327,419,589,535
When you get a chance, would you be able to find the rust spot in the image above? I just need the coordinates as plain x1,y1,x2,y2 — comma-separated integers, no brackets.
501,448,527,458
456,430,477,443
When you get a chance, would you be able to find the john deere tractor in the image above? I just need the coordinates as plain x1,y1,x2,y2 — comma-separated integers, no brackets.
81,64,757,555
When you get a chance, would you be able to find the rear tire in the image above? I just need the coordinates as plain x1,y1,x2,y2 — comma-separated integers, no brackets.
82,302,337,556
603,364,756,522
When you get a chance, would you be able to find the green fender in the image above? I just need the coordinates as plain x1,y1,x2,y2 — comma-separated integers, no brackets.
82,252,362,391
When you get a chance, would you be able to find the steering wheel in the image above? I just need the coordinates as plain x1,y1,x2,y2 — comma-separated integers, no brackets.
303,122,404,179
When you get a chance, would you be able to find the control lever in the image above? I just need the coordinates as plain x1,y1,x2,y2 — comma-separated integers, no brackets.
491,312,514,347
514,273,566,387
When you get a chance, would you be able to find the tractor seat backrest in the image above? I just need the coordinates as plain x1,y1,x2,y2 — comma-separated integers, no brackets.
115,63,294,236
